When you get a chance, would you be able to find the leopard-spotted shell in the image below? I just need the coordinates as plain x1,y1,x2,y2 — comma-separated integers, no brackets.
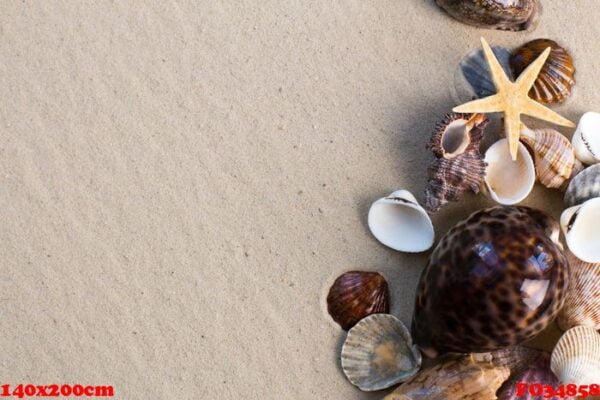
412,206,568,357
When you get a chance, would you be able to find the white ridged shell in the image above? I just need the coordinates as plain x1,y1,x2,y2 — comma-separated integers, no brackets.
368,190,434,253
551,326,600,385
557,251,600,331
341,314,422,391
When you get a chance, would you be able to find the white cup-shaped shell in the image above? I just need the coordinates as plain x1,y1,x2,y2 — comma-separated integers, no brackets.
572,112,600,165
551,326,600,385
368,190,434,253
561,198,600,263
484,139,536,205
341,314,422,391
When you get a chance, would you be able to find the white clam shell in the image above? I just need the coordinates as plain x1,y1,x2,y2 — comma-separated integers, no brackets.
551,326,600,385
572,112,600,165
341,314,422,391
483,139,535,205
368,190,434,253
560,198,600,263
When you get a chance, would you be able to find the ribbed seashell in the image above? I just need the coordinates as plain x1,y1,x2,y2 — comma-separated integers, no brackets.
551,326,600,385
341,314,421,391
384,354,510,400
484,139,535,204
368,190,434,252
435,0,540,31
510,39,576,104
425,113,488,213
564,164,600,207
453,46,514,104
519,126,578,189
499,354,575,400
560,197,600,263
326,271,390,330
572,112,600,165
557,251,600,331
412,206,568,357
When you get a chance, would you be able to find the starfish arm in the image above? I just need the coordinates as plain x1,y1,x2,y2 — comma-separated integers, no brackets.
504,109,522,161
453,94,504,114
522,98,576,128
481,37,511,88
516,47,551,92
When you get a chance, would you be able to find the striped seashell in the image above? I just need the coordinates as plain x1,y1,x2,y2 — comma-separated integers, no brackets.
551,326,600,385
564,163,600,207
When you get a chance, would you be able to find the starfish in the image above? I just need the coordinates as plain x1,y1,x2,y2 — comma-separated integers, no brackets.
453,37,575,160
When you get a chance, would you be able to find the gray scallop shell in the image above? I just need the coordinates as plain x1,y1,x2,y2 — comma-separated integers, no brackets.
564,164,600,207
341,314,421,391
453,46,514,105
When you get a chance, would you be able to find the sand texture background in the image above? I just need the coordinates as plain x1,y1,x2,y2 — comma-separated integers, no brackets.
2,1,600,399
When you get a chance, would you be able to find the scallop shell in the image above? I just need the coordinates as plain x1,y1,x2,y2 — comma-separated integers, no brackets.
557,251,600,331
499,354,575,400
327,271,390,330
564,163,600,207
425,112,488,213
551,326,600,385
341,314,422,391
384,354,510,400
484,138,536,204
412,206,568,357
368,190,434,252
560,197,600,263
572,112,600,165
435,0,540,31
453,46,514,104
510,39,576,105
520,126,579,189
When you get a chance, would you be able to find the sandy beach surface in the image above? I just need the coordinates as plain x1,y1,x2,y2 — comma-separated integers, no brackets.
2,1,600,399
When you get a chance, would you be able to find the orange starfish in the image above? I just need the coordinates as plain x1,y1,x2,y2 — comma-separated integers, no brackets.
454,38,575,160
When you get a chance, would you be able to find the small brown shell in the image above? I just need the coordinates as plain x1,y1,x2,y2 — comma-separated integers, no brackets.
326,271,389,330
384,354,510,400
425,113,488,213
557,250,600,331
510,39,576,104
520,126,579,189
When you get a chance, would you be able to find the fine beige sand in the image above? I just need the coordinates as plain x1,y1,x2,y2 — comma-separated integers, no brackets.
2,1,600,399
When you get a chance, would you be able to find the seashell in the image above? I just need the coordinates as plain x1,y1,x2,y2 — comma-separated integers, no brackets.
564,164,600,207
572,112,600,165
384,354,510,400
424,112,488,213
341,314,422,391
551,325,600,385
326,271,390,330
557,250,600,331
519,126,579,189
489,346,545,377
510,39,576,105
412,206,568,357
453,46,514,104
499,354,575,400
368,190,434,252
560,197,600,263
484,138,535,204
435,0,540,31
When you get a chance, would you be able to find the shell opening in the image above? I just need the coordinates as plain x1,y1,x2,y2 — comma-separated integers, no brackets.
442,120,470,158
484,139,535,204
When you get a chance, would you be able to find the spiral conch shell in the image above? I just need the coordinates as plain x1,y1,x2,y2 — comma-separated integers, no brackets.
384,354,509,400
551,326,600,385
519,126,581,189
425,112,488,213
435,0,540,31
557,251,600,331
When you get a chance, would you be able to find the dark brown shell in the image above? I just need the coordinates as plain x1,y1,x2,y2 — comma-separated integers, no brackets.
510,39,576,104
499,354,576,400
425,113,488,213
435,0,540,31
327,271,390,330
412,206,568,357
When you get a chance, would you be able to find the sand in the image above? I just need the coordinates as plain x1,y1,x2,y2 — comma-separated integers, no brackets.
1,1,600,399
